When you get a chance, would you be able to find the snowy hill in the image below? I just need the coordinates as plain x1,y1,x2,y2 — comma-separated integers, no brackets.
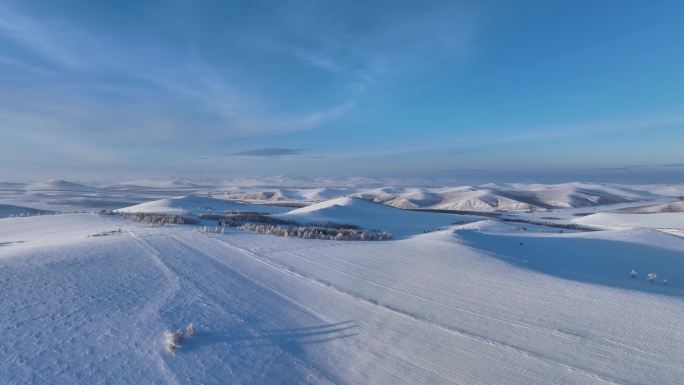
276,196,477,236
616,200,684,213
99,181,666,214
456,225,684,296
0,204,52,218
114,179,202,188
353,186,539,212
358,182,644,212
116,196,289,216
486,182,648,209
221,188,356,203
574,212,684,230
25,179,94,192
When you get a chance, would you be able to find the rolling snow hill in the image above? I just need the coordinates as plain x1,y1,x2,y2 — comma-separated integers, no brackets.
616,200,684,213
574,212,684,231
456,224,684,296
116,196,290,216
25,179,94,192
275,196,475,236
289,183,651,212
0,204,52,219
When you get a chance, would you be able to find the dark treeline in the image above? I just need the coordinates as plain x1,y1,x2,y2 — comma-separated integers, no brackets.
101,210,389,240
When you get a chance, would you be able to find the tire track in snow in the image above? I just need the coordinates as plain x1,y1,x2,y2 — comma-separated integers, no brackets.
206,234,626,385
145,233,341,385
127,230,182,385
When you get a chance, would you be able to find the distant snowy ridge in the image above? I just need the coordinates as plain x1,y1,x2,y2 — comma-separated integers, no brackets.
223,182,653,212
25,179,94,192
10,179,680,214
115,196,289,216
275,196,476,236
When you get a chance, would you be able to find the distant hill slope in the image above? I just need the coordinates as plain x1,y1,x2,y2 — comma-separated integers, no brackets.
275,196,476,236
25,179,94,192
349,182,647,212
116,196,289,216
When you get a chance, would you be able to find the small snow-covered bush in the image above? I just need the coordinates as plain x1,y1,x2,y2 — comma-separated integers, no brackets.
630,270,638,279
165,324,198,353
647,273,657,283
165,329,184,353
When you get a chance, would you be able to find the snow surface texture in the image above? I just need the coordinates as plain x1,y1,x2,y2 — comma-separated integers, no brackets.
1,181,684,384
575,212,684,231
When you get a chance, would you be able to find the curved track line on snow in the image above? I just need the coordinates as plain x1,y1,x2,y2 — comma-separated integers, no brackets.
127,231,182,385
152,233,343,385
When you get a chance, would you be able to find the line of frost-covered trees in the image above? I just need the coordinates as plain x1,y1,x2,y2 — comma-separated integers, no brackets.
197,223,392,241
101,209,393,240
212,211,391,240
235,223,393,241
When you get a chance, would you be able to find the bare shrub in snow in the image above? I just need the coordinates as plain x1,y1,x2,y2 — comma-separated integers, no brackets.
630,270,638,279
647,273,657,283
165,329,184,353
88,229,121,237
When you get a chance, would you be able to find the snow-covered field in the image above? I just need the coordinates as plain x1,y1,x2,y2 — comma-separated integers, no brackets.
1,180,683,384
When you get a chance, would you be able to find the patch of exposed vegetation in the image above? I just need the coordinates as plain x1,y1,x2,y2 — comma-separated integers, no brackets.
88,228,122,237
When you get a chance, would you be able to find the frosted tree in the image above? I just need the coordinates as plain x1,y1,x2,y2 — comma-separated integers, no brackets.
630,270,637,279
646,273,657,283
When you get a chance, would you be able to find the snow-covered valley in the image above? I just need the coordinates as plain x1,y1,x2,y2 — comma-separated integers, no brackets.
1,180,683,384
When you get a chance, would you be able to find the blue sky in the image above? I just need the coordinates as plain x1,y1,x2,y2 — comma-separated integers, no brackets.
1,0,683,182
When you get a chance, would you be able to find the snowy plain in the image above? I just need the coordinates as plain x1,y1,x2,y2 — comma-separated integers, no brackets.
1,179,683,384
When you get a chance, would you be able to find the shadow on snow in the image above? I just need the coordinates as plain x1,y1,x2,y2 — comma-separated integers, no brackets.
181,320,359,356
